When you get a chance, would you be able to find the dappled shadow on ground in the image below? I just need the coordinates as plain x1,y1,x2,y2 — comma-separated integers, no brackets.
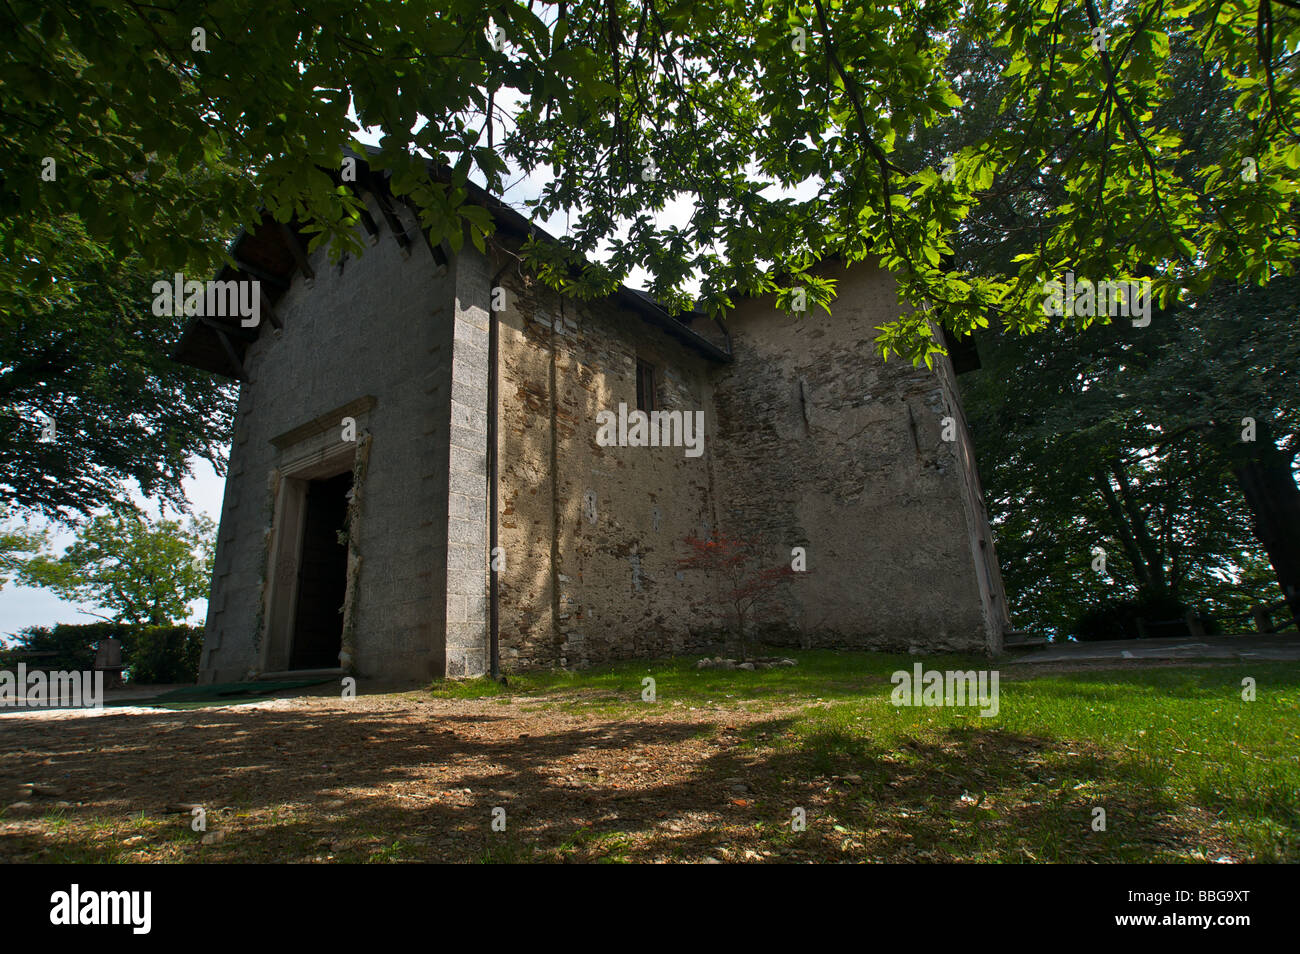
0,693,1232,863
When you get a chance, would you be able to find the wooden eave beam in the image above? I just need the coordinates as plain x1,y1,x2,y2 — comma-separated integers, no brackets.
233,258,289,290
278,222,316,280
203,320,247,380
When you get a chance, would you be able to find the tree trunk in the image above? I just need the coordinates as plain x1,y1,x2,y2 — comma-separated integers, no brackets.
1234,440,1300,622
1112,460,1168,591
1094,468,1165,595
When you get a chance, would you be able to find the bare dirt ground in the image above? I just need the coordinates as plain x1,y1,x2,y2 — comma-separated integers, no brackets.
0,689,848,863
0,673,1251,864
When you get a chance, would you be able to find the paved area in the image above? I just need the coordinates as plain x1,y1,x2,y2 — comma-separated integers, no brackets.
1010,634,1300,664
0,683,194,716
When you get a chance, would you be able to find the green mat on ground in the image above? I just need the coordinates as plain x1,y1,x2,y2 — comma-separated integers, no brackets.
116,679,334,705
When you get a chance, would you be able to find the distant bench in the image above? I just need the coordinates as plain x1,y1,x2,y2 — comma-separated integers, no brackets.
0,639,125,686
1246,595,1300,635
1142,590,1299,638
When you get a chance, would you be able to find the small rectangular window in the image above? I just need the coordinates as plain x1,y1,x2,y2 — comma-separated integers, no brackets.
635,359,656,412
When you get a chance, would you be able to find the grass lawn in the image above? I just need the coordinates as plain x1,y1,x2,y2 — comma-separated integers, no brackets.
431,649,1300,862
1,649,1296,863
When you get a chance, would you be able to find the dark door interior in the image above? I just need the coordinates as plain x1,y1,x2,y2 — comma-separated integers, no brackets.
289,471,352,670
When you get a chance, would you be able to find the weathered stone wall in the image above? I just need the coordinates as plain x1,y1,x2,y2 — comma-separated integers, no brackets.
935,341,1012,650
708,259,1003,653
491,254,1004,668
200,221,1005,683
199,198,454,684
495,265,724,669
442,245,492,677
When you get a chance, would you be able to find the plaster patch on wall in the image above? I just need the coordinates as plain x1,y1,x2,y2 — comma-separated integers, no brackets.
629,551,643,593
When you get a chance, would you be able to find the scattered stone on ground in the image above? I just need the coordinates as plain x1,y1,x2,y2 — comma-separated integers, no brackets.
696,656,797,671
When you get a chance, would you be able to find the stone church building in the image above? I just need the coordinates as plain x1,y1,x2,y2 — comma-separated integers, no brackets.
174,158,1010,684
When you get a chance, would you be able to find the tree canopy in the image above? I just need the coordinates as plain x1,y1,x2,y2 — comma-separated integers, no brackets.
0,212,237,521
962,280,1297,635
15,508,215,626
0,514,45,591
3,0,1295,366
905,24,1300,634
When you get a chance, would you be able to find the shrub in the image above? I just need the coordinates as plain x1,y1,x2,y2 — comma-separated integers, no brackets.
125,625,203,684
0,621,202,683
1,621,130,671
1071,593,1191,641
676,532,795,661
